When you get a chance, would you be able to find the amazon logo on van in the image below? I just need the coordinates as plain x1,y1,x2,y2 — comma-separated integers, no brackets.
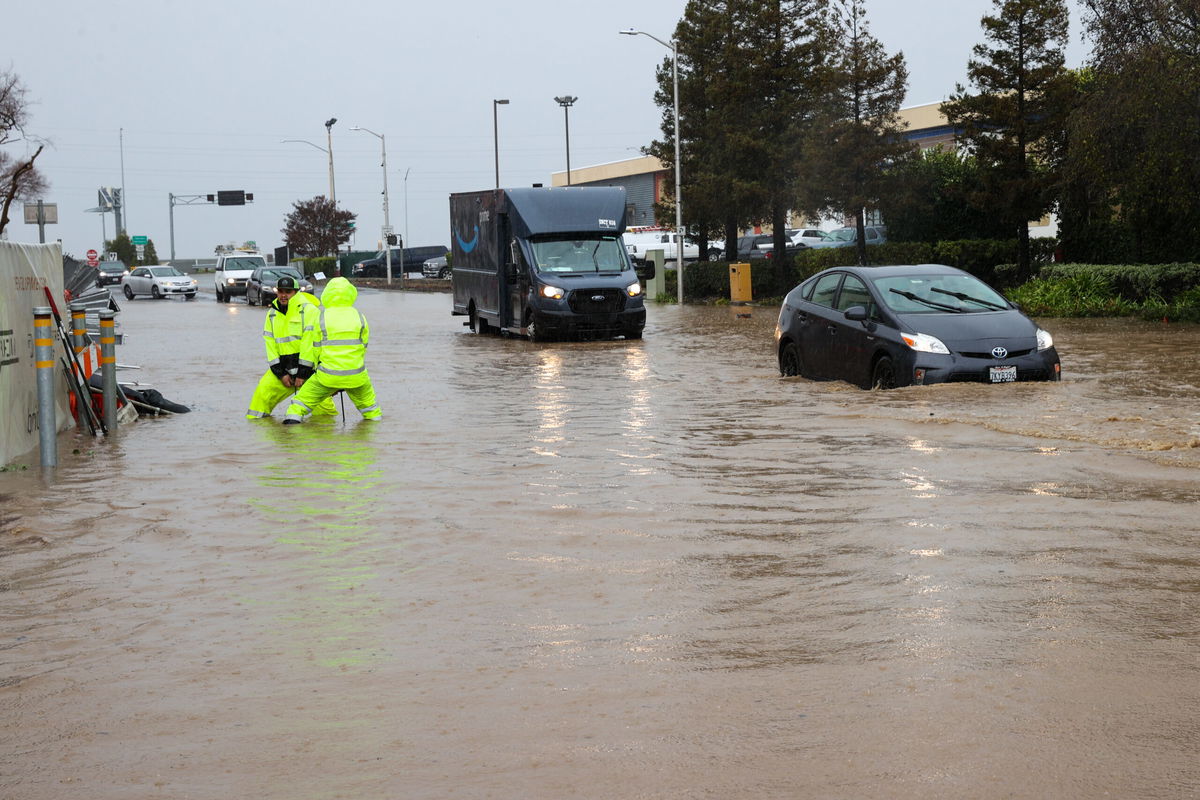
456,225,480,253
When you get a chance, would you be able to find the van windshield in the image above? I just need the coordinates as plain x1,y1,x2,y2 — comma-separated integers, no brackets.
530,237,627,274
223,257,266,270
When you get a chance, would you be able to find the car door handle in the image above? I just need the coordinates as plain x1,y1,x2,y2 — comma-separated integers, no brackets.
827,325,837,336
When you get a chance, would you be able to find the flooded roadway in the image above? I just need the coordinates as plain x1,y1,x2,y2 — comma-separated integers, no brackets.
2,288,1198,799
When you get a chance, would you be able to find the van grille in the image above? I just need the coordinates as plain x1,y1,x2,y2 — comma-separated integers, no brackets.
568,288,626,314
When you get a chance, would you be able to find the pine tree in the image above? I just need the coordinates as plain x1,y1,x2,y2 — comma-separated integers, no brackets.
810,0,913,266
942,0,1071,279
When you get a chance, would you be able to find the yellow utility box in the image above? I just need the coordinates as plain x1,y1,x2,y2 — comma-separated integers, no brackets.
729,262,752,304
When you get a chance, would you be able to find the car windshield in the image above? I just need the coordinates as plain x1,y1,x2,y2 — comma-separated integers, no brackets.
826,228,857,242
531,237,627,273
872,274,1010,314
224,257,265,269
263,269,302,282
150,267,183,277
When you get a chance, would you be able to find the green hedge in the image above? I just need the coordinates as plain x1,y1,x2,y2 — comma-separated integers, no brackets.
1035,262,1200,302
670,238,1057,301
1005,263,1200,321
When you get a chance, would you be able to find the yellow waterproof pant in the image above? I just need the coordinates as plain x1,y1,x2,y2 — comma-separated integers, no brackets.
246,371,336,419
283,373,381,423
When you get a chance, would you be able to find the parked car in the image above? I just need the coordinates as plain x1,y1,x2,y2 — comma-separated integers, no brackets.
807,225,887,249
775,264,1060,389
96,262,129,287
734,235,773,260
121,265,198,300
791,228,833,247
764,242,809,260
422,254,450,279
352,245,449,277
245,267,314,306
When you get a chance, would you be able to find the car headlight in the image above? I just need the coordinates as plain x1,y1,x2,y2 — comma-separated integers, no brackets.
1036,328,1054,351
540,285,565,300
226,278,236,285
901,332,950,354
189,279,198,286
626,281,642,297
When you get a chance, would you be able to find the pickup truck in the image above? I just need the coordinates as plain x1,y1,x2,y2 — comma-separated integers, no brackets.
623,231,723,265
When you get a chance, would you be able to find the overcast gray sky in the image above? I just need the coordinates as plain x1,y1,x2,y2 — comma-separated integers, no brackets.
4,0,1089,260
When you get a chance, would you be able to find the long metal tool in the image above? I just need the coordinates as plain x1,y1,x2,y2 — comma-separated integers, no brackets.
42,287,105,435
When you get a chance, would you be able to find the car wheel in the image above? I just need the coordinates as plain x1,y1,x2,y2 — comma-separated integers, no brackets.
151,285,161,299
438,267,450,279
216,287,224,303
707,250,723,261
123,285,134,300
185,293,196,301
872,356,897,390
625,328,643,340
779,342,802,376
246,290,256,306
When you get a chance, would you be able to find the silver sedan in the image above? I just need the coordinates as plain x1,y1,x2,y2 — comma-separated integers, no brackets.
121,265,199,300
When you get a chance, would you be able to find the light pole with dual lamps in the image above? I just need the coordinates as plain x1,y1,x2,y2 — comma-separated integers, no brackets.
620,28,684,304
351,125,399,287
493,98,509,188
554,95,577,185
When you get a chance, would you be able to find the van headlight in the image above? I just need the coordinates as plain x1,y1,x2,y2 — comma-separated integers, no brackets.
1036,328,1054,351
901,332,950,354
540,285,565,300
626,281,642,297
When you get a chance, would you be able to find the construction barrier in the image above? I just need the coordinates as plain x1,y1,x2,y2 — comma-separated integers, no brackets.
1,241,71,466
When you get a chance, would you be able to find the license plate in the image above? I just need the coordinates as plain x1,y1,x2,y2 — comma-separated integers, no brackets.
989,365,1017,383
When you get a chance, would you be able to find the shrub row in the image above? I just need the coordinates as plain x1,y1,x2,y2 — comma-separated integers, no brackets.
668,238,1058,301
1005,263,1200,322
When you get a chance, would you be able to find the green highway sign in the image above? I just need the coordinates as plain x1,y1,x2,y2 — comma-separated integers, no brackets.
132,235,148,245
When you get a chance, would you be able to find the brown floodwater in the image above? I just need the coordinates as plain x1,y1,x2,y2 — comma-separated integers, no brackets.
2,289,1198,799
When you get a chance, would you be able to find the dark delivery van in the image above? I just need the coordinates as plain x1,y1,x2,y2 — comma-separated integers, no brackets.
449,186,648,341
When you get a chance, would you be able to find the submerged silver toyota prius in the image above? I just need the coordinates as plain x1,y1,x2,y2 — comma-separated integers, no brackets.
775,264,1061,389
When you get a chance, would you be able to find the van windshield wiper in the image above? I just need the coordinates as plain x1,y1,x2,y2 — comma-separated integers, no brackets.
889,288,963,312
930,286,1006,310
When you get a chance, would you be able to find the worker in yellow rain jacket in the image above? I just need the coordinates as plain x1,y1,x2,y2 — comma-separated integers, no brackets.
283,276,381,424
245,276,336,419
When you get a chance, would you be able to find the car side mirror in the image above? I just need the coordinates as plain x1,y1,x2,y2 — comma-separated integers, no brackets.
844,306,869,322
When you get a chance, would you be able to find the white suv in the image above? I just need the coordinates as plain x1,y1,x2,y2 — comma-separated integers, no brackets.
214,252,267,303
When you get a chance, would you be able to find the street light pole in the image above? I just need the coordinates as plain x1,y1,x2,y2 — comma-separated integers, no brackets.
403,167,411,273
324,118,337,205
554,96,578,185
620,28,684,305
351,126,396,286
493,99,509,188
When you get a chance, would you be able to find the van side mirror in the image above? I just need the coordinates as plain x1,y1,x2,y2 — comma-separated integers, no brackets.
636,262,656,281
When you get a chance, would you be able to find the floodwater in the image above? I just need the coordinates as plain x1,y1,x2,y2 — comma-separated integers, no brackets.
3,288,1198,799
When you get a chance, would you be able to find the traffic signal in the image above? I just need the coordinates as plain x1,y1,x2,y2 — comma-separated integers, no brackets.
217,190,246,206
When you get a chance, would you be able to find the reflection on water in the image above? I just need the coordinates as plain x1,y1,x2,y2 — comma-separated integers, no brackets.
2,296,1198,799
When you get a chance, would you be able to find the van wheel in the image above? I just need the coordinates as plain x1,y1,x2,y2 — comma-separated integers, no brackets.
872,356,897,390
779,342,802,376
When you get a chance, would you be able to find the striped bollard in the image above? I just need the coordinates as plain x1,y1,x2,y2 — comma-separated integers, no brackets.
69,302,89,422
99,310,118,432
33,306,57,467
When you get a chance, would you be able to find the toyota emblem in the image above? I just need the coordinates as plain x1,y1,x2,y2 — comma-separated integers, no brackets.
992,346,1008,359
